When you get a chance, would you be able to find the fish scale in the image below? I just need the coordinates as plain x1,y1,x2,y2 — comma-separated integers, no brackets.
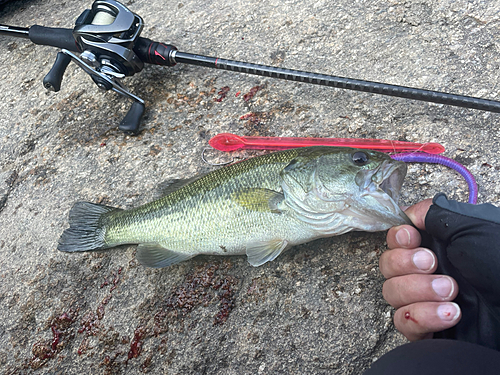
102,149,302,251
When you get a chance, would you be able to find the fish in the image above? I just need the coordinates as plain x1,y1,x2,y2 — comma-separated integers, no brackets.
58,146,409,268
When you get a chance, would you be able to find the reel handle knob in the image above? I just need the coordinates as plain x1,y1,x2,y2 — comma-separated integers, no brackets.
119,101,145,135
43,52,71,92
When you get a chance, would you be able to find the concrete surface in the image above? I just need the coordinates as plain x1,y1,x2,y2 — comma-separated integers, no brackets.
0,0,499,373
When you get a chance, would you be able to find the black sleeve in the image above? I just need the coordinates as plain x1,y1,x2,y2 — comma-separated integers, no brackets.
364,339,500,375
421,193,500,350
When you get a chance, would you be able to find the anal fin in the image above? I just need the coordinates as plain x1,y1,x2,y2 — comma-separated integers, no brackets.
136,243,193,268
246,239,289,267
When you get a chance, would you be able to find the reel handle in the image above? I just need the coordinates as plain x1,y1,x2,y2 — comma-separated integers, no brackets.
43,52,72,92
119,101,145,135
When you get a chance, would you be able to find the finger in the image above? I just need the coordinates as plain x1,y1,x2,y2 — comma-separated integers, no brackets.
383,275,458,309
386,225,422,249
394,302,461,341
379,248,437,279
404,199,433,230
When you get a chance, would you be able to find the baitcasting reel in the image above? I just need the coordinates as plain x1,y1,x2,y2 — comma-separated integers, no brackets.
43,0,149,134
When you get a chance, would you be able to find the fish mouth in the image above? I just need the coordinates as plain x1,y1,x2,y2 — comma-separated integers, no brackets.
378,160,406,203
356,159,410,224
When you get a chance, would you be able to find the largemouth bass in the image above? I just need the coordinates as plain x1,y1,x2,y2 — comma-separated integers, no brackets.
58,147,409,267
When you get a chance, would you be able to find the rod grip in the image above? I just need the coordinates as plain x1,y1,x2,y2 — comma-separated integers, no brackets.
43,52,72,92
28,25,79,51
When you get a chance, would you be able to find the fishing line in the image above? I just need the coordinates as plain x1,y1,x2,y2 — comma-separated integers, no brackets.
201,147,235,166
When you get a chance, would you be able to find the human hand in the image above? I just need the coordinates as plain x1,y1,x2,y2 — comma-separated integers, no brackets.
379,199,462,341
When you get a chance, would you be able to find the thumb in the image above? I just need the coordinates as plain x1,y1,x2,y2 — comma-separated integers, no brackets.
404,199,433,230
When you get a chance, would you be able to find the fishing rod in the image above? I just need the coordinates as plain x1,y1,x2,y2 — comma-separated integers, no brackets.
1,0,500,135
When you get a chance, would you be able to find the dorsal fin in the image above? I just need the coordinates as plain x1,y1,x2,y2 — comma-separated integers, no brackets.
157,174,208,197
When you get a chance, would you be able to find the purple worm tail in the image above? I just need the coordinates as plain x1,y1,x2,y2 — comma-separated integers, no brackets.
390,153,478,204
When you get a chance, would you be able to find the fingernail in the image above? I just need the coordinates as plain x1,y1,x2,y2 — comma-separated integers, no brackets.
412,249,435,271
395,227,411,247
432,277,454,298
437,303,460,322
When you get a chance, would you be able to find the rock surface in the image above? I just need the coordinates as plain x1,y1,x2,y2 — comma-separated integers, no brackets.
1,0,499,373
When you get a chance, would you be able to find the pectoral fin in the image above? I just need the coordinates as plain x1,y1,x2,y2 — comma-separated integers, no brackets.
136,243,193,268
232,188,285,213
246,239,289,267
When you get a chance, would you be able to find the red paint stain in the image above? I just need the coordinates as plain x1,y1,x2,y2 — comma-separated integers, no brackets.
96,268,122,320
110,269,121,292
77,338,90,356
30,310,78,368
239,113,256,121
96,295,112,320
235,91,241,97
213,277,236,325
100,268,121,290
78,311,101,335
128,326,147,360
404,311,419,323
243,85,263,101
238,111,271,133
162,262,238,325
50,326,60,352
214,86,230,102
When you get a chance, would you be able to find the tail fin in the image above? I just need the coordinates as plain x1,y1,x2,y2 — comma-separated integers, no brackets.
58,202,121,252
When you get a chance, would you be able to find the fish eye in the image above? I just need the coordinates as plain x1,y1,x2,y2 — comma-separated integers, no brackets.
352,151,369,166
